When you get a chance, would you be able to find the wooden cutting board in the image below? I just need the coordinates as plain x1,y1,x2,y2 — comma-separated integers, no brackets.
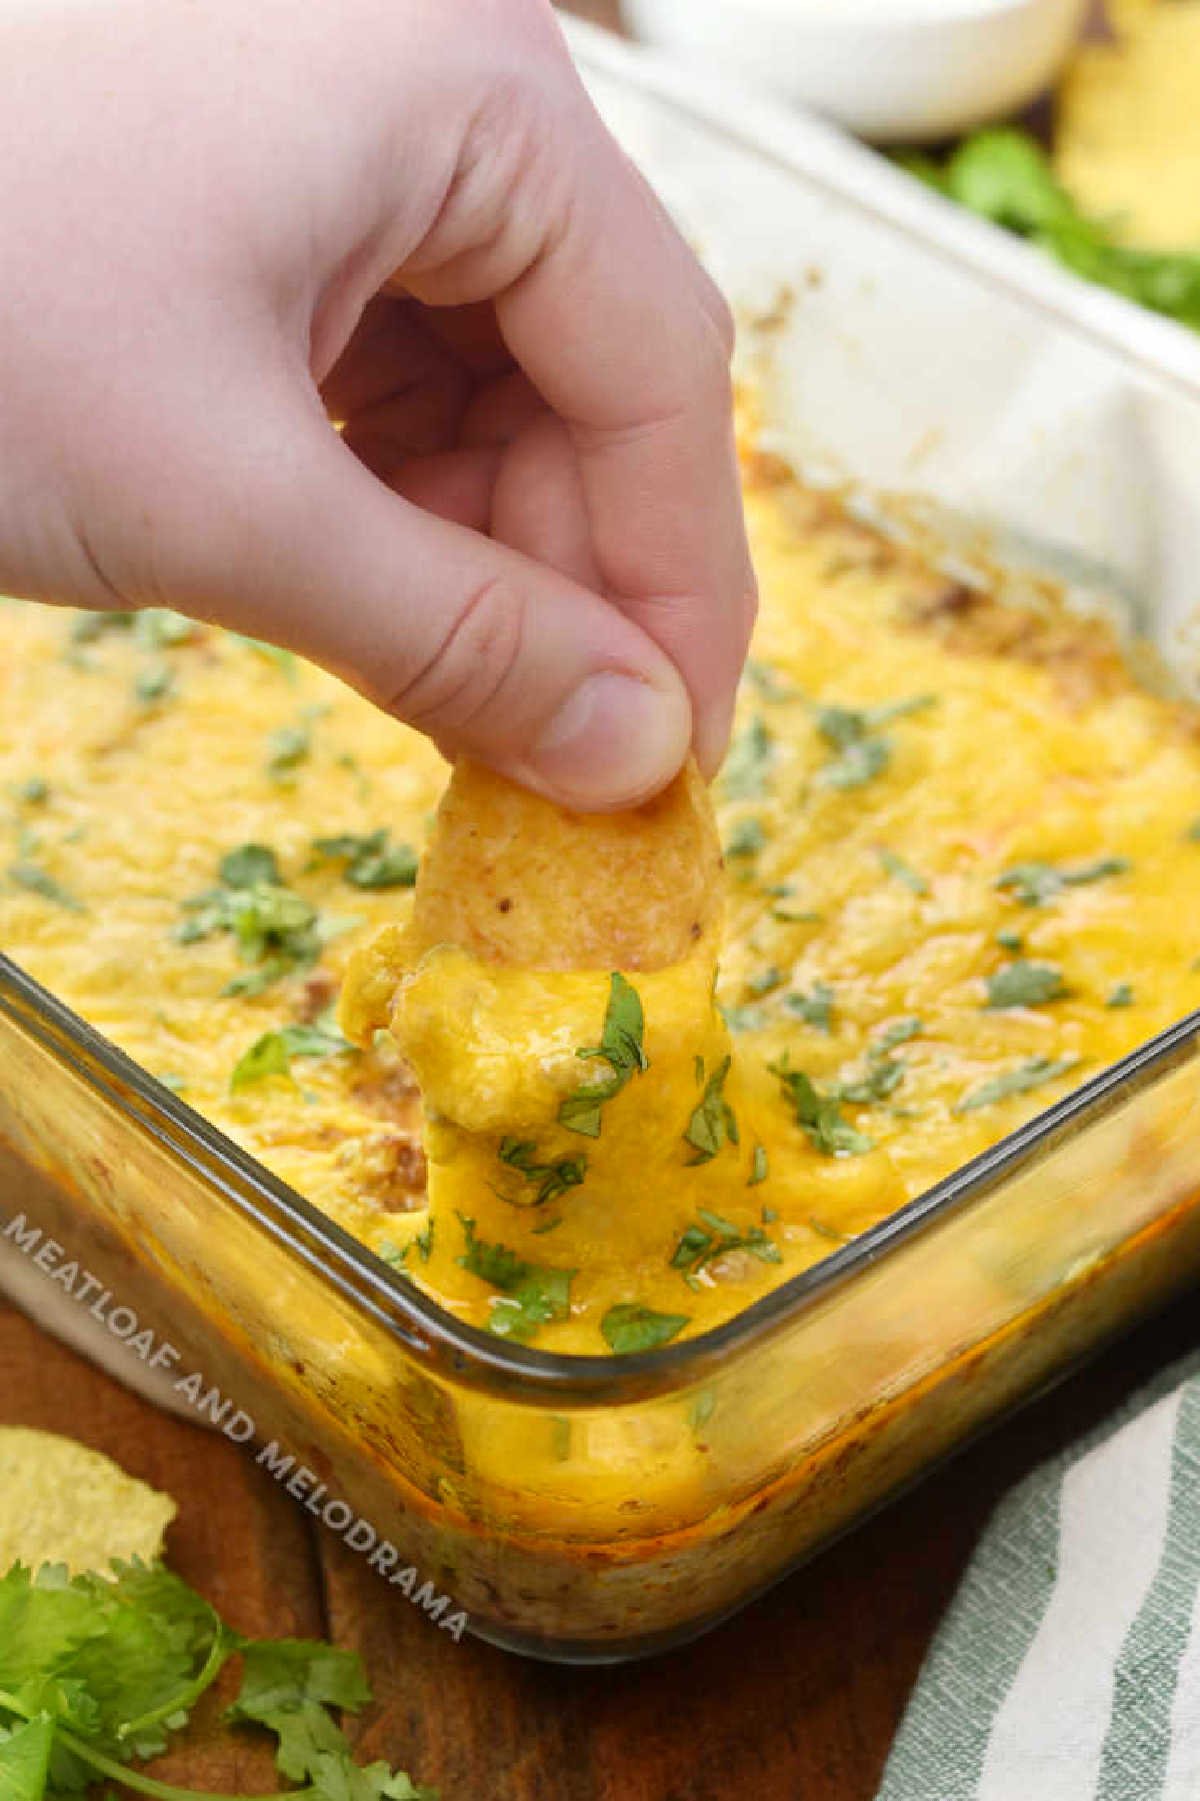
5,1283,1198,1800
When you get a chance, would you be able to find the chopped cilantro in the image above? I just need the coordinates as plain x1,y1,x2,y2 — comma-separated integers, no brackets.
670,1206,780,1283
721,1001,766,1034
747,965,783,998
177,850,334,994
903,127,1200,334
819,736,890,790
16,778,48,805
1106,982,1135,1009
313,830,418,889
495,1137,587,1208
683,1056,738,1163
878,848,929,895
230,1019,352,1092
782,981,835,1032
875,1016,922,1052
830,1054,905,1105
457,1215,574,1341
558,972,648,1137
996,856,1130,907
725,817,767,859
997,927,1024,952
134,665,174,705
771,1061,874,1156
134,608,195,649
748,1143,769,1186
985,959,1069,1009
8,863,84,912
600,1302,690,1354
267,715,316,781
413,1217,435,1263
219,843,282,889
955,1055,1079,1113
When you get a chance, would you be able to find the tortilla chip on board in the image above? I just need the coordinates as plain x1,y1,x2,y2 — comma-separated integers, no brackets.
0,1427,176,1573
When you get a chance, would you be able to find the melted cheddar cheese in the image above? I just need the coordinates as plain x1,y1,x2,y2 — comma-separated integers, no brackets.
3,461,1200,1354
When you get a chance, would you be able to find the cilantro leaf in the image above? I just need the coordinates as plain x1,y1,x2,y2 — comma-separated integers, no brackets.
0,1561,435,1801
312,833,418,891
771,1063,874,1156
875,1016,922,1052
219,845,282,891
955,1056,1079,1113
0,1713,54,1801
670,1206,780,1283
600,1304,689,1354
724,818,766,860
878,849,929,895
456,1216,573,1342
829,1054,905,1105
912,128,1200,334
8,866,84,914
558,973,648,1137
996,856,1129,907
495,1138,587,1208
230,1022,352,1092
818,737,889,791
683,1056,738,1163
781,982,835,1032
267,721,312,781
177,852,336,996
984,959,1069,1010
812,695,931,793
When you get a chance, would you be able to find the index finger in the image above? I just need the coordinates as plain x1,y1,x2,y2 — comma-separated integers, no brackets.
493,86,757,776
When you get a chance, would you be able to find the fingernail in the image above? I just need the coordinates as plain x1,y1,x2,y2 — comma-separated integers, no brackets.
528,672,692,809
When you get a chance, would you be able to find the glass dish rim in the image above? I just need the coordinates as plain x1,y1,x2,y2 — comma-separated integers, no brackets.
5,949,1200,1406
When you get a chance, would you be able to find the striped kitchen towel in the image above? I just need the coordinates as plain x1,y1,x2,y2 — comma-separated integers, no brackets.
877,1349,1200,1801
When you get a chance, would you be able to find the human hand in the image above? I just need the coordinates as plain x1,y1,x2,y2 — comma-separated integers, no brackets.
0,0,755,808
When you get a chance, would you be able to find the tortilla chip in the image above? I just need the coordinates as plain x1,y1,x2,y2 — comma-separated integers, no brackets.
406,757,723,971
0,1427,176,1573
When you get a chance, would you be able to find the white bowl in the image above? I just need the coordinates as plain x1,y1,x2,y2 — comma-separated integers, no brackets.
619,0,1091,142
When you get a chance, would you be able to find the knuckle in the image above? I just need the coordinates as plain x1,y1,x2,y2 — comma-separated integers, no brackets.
387,575,528,736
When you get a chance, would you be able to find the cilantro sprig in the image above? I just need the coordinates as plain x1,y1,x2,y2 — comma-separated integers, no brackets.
903,128,1200,334
0,1561,434,1801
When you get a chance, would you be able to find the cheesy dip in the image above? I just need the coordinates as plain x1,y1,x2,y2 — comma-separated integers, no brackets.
3,455,1200,1356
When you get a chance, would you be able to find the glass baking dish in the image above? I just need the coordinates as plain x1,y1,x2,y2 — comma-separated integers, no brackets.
5,23,1200,1662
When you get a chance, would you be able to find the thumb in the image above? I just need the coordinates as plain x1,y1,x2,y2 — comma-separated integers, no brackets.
179,402,693,812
